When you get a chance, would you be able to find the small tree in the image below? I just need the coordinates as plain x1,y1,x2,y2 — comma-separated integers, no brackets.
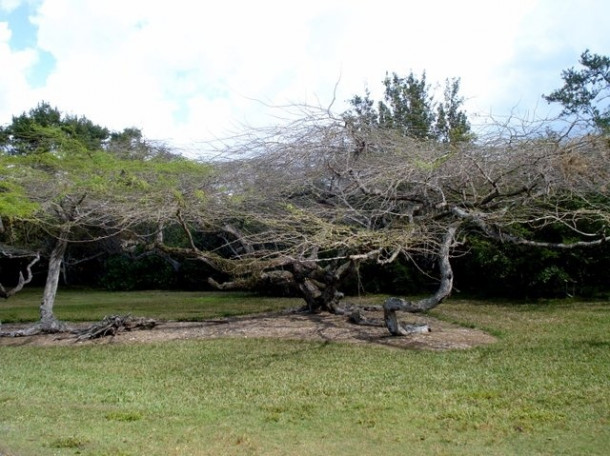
543,50,610,133
1,104,213,333
435,78,474,143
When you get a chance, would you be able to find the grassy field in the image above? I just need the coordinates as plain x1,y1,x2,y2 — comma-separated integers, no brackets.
1,291,609,455
0,288,299,323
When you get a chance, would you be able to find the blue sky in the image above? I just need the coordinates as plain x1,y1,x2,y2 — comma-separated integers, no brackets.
1,0,609,155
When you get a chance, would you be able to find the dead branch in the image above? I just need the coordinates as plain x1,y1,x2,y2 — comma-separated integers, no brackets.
0,251,40,299
72,315,157,341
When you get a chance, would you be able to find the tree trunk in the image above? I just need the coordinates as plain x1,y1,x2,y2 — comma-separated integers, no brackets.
383,226,457,336
39,235,69,332
293,261,351,313
298,277,343,313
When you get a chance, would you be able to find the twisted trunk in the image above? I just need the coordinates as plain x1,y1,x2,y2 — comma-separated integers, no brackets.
297,276,344,313
293,260,352,313
383,226,457,336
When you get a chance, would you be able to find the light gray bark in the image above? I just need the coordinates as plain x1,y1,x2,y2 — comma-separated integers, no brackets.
383,226,457,336
0,252,40,299
39,234,69,332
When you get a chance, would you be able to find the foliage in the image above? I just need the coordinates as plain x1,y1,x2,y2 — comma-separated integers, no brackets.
544,50,610,133
0,101,109,155
455,234,610,299
345,258,435,296
0,102,213,326
345,71,473,143
106,126,176,160
379,71,436,139
0,165,38,218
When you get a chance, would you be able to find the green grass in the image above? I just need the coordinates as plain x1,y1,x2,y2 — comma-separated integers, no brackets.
1,293,609,455
0,288,301,323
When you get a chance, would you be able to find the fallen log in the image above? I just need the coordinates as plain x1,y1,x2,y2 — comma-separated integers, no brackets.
72,315,157,341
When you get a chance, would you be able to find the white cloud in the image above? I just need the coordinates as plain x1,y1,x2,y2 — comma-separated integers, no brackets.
0,0,22,12
1,0,610,154
0,21,42,115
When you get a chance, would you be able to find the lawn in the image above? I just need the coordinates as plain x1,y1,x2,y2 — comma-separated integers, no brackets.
0,288,299,323
1,291,609,455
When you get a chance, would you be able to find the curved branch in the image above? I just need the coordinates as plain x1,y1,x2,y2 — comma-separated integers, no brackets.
0,252,40,299
383,225,457,336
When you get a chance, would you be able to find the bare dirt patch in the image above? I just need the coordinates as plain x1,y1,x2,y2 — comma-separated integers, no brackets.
0,310,496,350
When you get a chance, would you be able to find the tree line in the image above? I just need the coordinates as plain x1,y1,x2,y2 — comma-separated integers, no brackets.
1,50,609,335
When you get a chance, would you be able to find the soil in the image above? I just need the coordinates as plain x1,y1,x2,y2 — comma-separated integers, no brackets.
0,309,496,350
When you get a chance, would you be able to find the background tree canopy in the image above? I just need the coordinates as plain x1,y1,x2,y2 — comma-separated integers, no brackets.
344,71,473,144
543,50,610,134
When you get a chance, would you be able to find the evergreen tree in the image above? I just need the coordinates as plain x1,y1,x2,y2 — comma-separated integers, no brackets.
435,78,473,143
345,71,472,143
544,50,610,133
0,101,109,155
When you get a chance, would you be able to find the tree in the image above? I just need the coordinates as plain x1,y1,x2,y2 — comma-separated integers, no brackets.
435,78,474,143
345,71,472,144
544,50,610,134
378,71,436,139
0,104,213,333
0,101,110,155
106,127,176,161
181,107,610,335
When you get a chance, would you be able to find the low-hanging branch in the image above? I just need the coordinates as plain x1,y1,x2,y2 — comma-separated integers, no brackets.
0,251,40,299
451,206,610,249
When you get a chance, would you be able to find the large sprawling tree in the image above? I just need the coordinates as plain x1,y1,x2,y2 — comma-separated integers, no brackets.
175,104,609,334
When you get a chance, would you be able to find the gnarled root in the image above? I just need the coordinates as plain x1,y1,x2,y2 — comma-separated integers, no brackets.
0,319,69,337
348,305,430,335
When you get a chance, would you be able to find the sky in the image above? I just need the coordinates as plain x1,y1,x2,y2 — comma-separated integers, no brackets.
1,0,608,155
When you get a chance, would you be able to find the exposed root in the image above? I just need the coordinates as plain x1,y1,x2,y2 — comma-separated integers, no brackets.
0,319,68,337
348,307,430,334
0,324,44,337
348,308,384,326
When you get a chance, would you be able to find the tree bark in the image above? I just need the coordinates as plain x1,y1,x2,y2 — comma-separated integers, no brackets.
298,277,343,313
39,234,69,332
383,226,457,336
0,252,40,299
292,261,351,313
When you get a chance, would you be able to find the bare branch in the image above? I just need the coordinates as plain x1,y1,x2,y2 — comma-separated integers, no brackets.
0,251,40,299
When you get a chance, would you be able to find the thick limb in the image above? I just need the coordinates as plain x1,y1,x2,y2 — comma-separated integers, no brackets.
383,226,457,336
0,252,40,299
